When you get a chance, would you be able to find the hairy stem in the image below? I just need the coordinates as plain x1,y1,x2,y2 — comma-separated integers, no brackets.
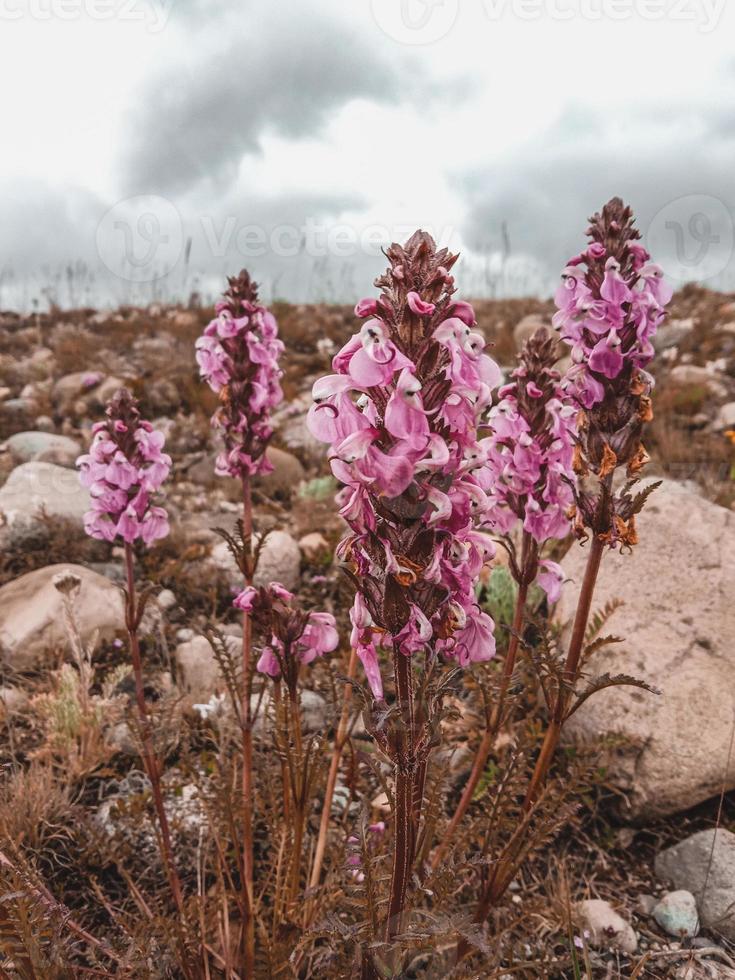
468,531,606,937
385,652,416,941
240,474,255,980
432,535,536,870
307,647,359,903
123,543,185,917
522,533,604,812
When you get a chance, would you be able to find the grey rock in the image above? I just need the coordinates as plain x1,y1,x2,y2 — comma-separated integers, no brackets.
5,431,81,467
560,481,735,819
669,364,728,398
253,447,305,500
653,890,700,938
156,589,177,611
655,830,735,941
175,634,239,701
575,899,637,954
714,402,735,431
653,318,695,353
0,685,29,713
0,461,90,526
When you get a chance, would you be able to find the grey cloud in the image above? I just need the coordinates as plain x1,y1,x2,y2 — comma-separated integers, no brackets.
457,104,735,291
121,4,416,196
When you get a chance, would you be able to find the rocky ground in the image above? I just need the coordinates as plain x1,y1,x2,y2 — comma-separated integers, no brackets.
0,287,734,977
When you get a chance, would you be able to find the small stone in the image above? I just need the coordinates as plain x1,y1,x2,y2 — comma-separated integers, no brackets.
253,447,305,500
106,721,137,756
714,402,735,431
653,891,699,938
5,431,82,468
156,589,177,611
653,318,694,353
0,686,29,713
575,899,638,955
211,530,301,591
175,634,239,701
637,894,657,916
298,532,330,562
655,829,735,941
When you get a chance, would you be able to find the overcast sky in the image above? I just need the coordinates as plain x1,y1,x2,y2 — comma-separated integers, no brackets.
2,0,734,309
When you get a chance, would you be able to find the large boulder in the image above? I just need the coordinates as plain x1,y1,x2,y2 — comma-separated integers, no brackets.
0,461,90,526
0,564,125,670
655,830,735,942
4,431,81,467
559,481,735,819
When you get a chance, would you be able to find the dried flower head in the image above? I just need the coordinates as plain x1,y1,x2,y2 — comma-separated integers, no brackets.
195,270,284,479
52,570,82,597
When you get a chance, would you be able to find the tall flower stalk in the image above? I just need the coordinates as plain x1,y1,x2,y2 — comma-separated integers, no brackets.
523,197,671,808
307,231,501,942
76,390,183,914
473,199,672,925
196,271,284,973
433,327,576,868
234,583,338,916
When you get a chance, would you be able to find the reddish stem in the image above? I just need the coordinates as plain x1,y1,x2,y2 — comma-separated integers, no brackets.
521,533,604,812
240,474,255,980
432,535,536,871
307,647,359,900
385,652,416,941
123,543,185,917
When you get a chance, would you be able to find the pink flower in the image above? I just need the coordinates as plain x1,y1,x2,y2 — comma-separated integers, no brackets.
355,298,378,318
407,291,436,316
78,389,170,547
196,270,283,479
554,202,671,408
537,560,564,604
240,584,338,690
256,647,281,678
483,329,576,546
309,231,501,700
384,370,430,450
